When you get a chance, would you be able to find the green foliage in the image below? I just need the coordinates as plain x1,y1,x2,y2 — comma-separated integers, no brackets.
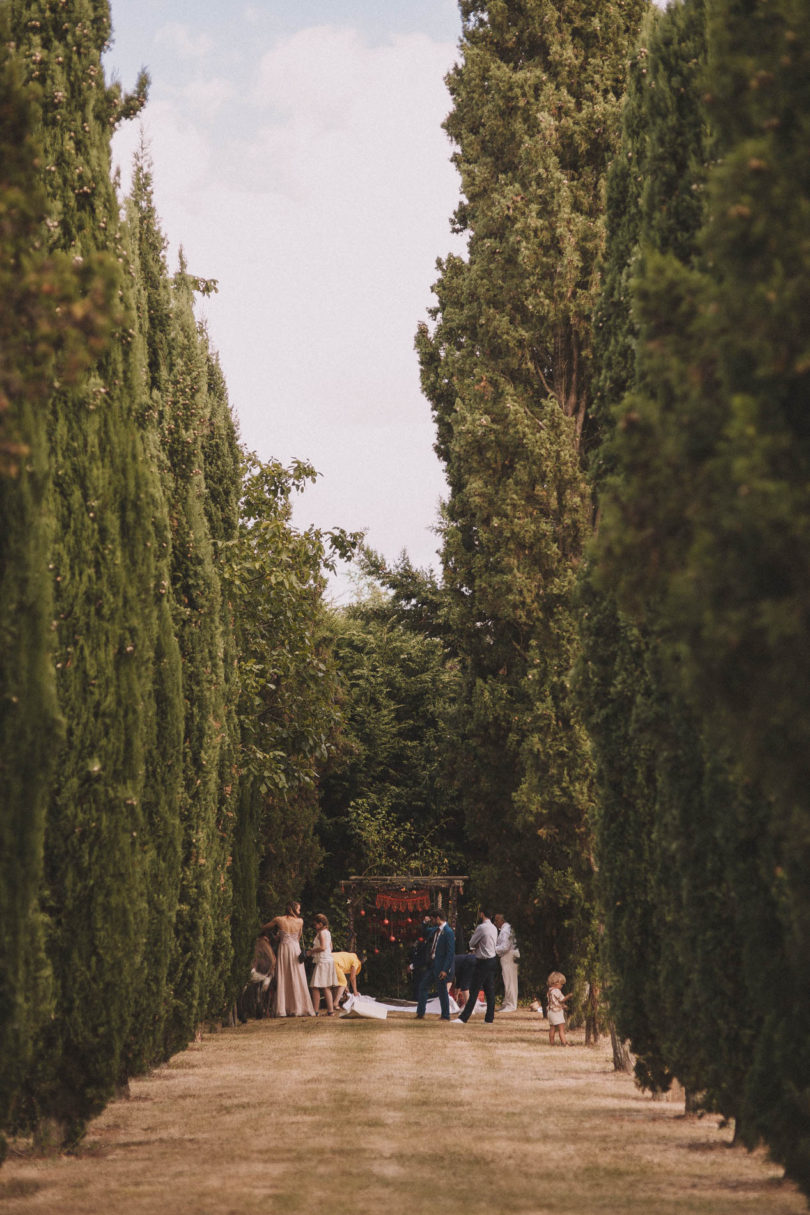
3,0,176,1142
578,0,717,1082
314,577,463,898
119,146,184,1070
445,0,649,441
0,16,119,1158
7,0,806,1190
0,0,360,1155
416,0,645,994
155,263,236,1050
2,0,247,1145
221,454,361,929
581,0,773,1117
583,0,810,1193
124,147,243,1056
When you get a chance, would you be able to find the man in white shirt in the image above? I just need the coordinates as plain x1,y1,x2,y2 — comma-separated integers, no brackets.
494,912,518,1012
455,911,498,1024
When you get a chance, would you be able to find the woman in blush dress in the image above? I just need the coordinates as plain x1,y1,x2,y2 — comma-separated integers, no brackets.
265,901,314,1017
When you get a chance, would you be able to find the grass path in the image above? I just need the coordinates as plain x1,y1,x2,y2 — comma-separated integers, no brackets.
1,1012,805,1215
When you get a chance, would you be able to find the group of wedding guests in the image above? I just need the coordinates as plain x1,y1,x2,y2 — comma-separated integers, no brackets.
411,909,574,1041
247,901,573,1038
256,901,362,1018
411,908,519,1022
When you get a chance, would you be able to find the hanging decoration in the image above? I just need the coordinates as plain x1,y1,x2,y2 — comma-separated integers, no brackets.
374,890,430,913
342,877,466,973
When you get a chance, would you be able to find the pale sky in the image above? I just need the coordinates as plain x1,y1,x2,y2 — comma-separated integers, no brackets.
106,1,465,600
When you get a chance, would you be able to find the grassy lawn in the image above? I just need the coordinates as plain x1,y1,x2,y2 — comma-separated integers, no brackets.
1,1012,805,1215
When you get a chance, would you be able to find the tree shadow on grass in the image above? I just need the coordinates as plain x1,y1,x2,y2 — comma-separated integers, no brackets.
0,1179,44,1199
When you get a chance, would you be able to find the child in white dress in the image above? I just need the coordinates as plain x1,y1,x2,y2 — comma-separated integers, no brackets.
308,913,339,1015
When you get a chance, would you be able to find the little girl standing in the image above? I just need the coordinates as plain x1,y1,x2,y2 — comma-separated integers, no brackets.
308,913,339,1015
546,971,572,1045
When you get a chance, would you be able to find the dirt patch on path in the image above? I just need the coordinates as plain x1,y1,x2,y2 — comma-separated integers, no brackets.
1,1013,804,1215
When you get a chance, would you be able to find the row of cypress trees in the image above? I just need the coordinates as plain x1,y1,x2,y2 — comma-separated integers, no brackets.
3,0,808,1193
411,0,809,1192
0,0,347,1154
580,0,810,1193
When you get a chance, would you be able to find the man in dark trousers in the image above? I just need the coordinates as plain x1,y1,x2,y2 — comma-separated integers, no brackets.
452,952,476,1010
453,910,498,1024
416,908,455,1020
408,911,435,999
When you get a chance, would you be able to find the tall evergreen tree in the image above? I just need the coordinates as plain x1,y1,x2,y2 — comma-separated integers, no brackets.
7,0,179,1141
417,0,646,991
123,146,243,1059
117,148,184,1074
0,16,117,1154
581,0,781,1116
152,258,239,1050
578,0,719,1082
588,0,810,1191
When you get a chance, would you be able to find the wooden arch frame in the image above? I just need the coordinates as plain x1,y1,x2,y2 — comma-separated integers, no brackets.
339,875,468,952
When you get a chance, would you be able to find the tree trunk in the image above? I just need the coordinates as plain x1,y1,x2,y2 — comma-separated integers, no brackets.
33,1118,69,1153
554,325,587,446
584,978,601,1045
609,1021,634,1072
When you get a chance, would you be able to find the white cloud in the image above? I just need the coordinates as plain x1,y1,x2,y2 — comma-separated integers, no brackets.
155,22,214,61
112,24,462,587
114,99,212,200
182,76,235,120
254,26,366,123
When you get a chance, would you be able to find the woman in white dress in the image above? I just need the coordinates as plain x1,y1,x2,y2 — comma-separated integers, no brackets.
308,913,339,1015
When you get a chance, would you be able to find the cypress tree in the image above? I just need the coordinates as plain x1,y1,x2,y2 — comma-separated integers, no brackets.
119,146,184,1071
3,0,316,1142
157,261,230,1047
7,0,177,1142
578,0,716,1081
417,0,645,991
587,0,810,1188
125,150,241,1047
199,347,243,1004
0,17,117,1152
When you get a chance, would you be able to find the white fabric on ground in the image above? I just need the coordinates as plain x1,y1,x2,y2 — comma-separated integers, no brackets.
340,993,486,1018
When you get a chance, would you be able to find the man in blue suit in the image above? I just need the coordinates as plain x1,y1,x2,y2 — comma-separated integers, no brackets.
416,908,455,1020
